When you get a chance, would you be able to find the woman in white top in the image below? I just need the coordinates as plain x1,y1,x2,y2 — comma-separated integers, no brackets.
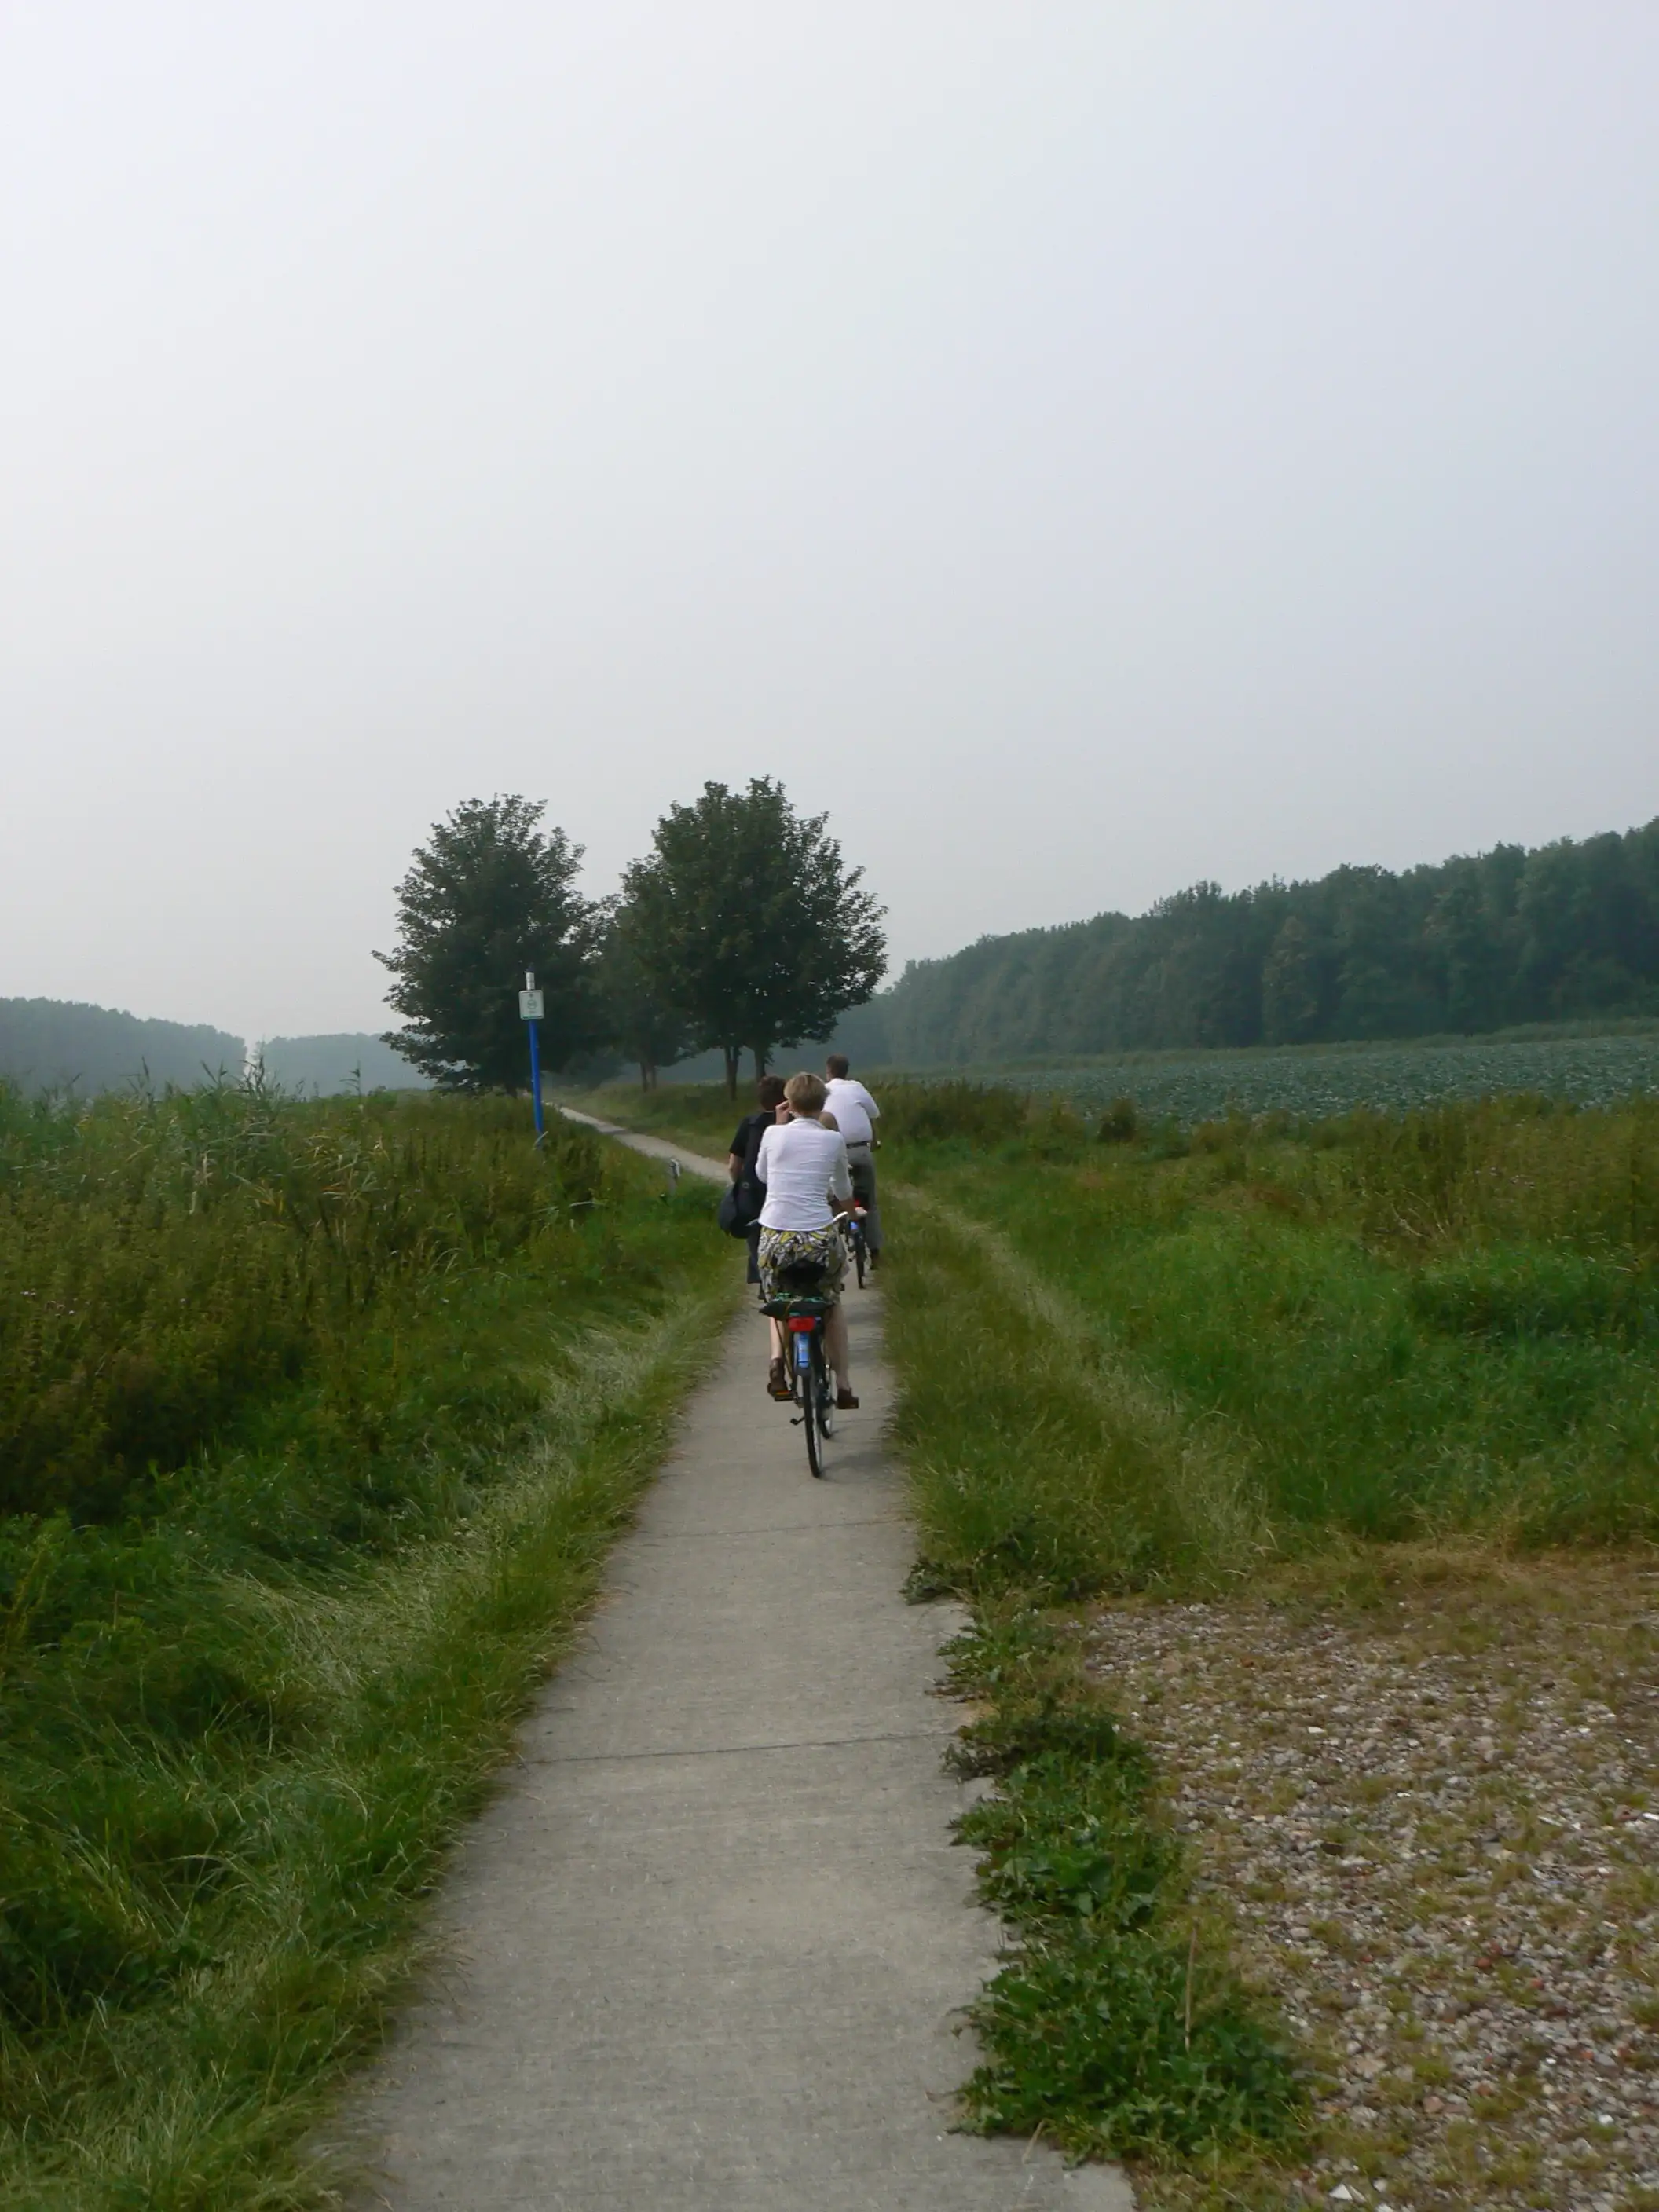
753,1071,858,1408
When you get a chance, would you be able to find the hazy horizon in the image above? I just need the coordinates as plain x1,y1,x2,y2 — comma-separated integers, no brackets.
5,4,1657,1039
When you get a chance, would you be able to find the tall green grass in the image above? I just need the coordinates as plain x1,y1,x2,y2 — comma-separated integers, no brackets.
0,1081,734,2209
0,1078,618,1522
893,1091,1659,1588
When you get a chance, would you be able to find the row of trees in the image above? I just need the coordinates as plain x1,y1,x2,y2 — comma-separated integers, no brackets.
833,819,1659,1066
0,1000,244,1096
377,782,886,1096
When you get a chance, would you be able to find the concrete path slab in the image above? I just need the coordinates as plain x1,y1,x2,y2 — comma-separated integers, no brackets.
348,1126,1133,2212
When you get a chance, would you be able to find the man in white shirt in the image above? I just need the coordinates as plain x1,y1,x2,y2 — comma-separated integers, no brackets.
823,1054,882,1267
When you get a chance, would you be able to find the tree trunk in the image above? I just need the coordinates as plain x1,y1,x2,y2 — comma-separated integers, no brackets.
722,1046,742,1099
752,1046,770,1081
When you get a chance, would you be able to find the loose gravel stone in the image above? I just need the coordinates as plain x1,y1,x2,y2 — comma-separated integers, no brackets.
1084,1562,1659,2210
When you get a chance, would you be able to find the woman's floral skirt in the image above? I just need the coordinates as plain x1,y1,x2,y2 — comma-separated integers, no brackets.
756,1223,845,1302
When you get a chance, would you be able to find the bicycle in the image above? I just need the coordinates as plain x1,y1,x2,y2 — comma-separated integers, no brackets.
840,1199,870,1290
760,1284,835,1478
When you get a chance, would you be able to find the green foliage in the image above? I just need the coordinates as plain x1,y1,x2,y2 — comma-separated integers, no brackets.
595,903,695,1089
0,1084,733,2205
832,818,1659,1064
566,1073,1034,1157
378,794,603,1089
875,1087,1659,2178
621,778,885,1093
1405,1247,1652,1340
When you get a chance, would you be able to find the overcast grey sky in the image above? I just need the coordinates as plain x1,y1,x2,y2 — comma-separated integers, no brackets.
3,3,1656,1039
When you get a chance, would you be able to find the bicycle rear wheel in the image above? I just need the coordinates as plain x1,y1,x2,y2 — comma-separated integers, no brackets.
802,1339,826,1478
815,1331,836,1441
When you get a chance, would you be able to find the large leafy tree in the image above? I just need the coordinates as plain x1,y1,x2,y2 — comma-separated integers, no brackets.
622,778,886,1095
378,796,602,1090
595,902,695,1091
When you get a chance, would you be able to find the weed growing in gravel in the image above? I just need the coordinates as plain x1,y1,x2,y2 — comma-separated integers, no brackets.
945,1610,1303,2163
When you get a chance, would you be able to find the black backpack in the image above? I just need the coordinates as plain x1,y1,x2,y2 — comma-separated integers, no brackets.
716,1114,767,1237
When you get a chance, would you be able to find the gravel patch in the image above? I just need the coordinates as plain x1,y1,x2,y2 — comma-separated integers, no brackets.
1084,1563,1659,2210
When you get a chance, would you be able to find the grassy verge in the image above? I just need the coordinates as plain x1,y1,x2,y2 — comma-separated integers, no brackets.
903,1090,1659,1553
879,1086,1659,2198
555,1079,741,1159
886,1188,1308,2193
943,1605,1303,2177
0,1084,736,2210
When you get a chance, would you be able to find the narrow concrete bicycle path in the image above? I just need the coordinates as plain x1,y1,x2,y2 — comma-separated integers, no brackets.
350,1123,1131,2211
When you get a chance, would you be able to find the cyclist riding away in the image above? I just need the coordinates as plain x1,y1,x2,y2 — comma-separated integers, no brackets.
727,1074,787,1290
753,1072,859,1409
823,1055,882,1269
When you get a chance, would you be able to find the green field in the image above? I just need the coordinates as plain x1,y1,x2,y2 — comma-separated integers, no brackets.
868,1084,1659,2192
577,1024,1659,1142
889,1091,1659,1580
921,1026,1659,1127
0,1079,732,2210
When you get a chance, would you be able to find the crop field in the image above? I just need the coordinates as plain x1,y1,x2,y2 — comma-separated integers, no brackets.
0,1079,731,2211
929,1027,1659,1127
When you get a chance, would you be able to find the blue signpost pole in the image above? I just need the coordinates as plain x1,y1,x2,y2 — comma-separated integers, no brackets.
520,970,547,1143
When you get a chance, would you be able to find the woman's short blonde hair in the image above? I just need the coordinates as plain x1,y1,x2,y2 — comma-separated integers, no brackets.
784,1071,828,1115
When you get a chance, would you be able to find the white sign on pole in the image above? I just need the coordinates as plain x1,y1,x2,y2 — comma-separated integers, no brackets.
519,989,544,1021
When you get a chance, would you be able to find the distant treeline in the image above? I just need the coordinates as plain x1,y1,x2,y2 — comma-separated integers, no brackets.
255,1033,430,1094
832,819,1659,1066
0,1004,430,1097
0,999,243,1095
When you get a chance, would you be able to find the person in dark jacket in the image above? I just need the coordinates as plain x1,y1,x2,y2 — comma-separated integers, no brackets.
727,1075,788,1287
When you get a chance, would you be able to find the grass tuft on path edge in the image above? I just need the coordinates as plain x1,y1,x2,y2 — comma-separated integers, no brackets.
937,1606,1304,2177
884,1185,1307,2184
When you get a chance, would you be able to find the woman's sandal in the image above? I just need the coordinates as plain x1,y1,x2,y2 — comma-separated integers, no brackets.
835,1387,859,1411
767,1358,790,1401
